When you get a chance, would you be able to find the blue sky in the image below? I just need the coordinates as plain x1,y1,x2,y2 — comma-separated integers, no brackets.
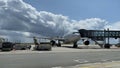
24,0,120,23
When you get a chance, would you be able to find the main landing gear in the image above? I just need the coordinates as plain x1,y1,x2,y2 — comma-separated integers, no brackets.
73,41,78,48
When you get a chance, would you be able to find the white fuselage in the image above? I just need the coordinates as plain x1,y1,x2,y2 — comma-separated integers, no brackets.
63,33,81,44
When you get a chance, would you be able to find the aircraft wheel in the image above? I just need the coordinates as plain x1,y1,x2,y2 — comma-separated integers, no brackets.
104,44,111,49
57,44,61,47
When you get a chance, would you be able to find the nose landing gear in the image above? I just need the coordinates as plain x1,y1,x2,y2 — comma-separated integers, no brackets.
73,41,78,48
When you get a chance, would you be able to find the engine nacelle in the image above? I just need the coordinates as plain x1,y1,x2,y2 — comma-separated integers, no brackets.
83,40,90,45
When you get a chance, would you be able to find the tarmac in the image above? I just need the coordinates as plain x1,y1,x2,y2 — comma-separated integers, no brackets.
0,44,120,68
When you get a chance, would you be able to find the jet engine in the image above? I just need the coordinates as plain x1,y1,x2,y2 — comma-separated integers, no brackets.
83,40,90,45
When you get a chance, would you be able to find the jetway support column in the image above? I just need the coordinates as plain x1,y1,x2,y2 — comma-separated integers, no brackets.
104,28,111,49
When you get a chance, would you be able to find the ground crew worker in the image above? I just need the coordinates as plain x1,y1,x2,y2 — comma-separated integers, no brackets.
50,40,56,46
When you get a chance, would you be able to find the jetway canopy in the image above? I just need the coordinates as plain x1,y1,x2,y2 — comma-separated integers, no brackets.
78,29,120,40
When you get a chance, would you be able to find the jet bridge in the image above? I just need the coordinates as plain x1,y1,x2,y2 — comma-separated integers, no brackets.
78,29,120,48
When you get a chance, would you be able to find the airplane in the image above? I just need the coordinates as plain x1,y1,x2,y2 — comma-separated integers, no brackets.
32,32,90,48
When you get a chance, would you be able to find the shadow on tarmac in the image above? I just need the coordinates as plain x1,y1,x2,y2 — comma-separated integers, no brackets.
62,45,104,49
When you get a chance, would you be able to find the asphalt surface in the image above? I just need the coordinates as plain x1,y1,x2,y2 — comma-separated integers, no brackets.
0,45,120,68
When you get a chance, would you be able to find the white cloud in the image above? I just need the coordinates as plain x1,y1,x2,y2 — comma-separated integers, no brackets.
104,21,120,30
0,0,119,42
71,18,108,30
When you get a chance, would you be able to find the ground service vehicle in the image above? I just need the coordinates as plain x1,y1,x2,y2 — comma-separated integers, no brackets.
1,42,14,51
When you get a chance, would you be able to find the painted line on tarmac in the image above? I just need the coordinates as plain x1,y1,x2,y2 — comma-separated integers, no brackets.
52,66,63,68
73,59,89,63
73,61,120,68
